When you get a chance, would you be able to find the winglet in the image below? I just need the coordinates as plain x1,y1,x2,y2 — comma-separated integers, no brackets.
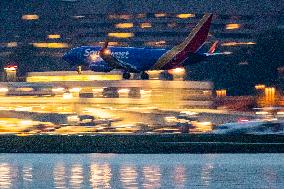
208,41,219,54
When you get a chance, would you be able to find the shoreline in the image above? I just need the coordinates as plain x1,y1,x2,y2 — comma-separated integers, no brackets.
0,134,284,153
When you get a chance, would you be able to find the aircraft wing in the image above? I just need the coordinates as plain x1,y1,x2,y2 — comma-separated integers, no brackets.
99,50,139,72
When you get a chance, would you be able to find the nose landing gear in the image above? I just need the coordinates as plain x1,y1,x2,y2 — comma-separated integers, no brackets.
140,72,149,80
76,66,82,74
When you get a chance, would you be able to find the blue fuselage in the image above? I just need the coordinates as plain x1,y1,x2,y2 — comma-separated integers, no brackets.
63,46,206,72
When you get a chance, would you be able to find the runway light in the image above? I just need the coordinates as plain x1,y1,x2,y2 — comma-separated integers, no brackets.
115,23,133,29
226,23,240,30
108,33,134,38
176,13,195,19
22,14,39,20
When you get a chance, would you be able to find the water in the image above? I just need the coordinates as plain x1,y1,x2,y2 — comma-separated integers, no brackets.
0,154,283,189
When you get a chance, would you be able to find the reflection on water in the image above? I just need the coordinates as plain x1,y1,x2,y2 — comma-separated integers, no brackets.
53,163,66,189
0,154,283,189
120,165,138,188
0,163,12,189
90,164,112,189
142,166,161,189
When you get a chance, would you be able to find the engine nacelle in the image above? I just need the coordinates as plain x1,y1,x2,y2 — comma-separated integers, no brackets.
89,61,112,72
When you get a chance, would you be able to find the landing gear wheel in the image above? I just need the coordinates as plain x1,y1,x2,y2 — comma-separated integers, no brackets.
76,66,82,74
122,72,131,79
141,72,149,80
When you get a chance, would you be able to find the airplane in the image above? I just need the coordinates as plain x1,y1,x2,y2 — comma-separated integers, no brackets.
63,13,218,80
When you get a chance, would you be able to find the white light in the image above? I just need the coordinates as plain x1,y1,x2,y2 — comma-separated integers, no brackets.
256,111,269,115
180,111,198,116
63,93,73,99
52,87,65,92
69,88,81,93
20,120,34,126
118,88,130,93
15,107,32,112
67,115,80,123
0,88,8,92
92,88,103,92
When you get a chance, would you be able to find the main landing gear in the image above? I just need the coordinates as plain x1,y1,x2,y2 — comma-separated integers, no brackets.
122,72,131,79
122,72,149,80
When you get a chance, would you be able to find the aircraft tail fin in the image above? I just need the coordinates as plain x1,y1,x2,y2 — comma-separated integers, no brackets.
152,13,213,69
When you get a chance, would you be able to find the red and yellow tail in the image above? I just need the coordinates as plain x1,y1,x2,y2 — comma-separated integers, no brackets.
152,14,213,70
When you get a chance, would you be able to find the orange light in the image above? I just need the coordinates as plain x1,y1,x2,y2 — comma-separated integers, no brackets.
48,34,61,39
115,23,133,29
102,49,111,55
108,32,134,38
226,23,240,30
6,42,18,47
145,40,166,47
4,65,18,71
221,42,256,46
136,14,146,18
255,84,266,90
32,42,69,48
22,14,39,20
140,23,152,28
176,13,195,19
109,14,131,19
216,89,227,97
155,13,166,18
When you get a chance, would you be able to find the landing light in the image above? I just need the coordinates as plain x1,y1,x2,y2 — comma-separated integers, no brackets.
89,53,100,61
102,49,111,55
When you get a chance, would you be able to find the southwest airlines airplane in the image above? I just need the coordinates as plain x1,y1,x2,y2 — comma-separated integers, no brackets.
63,13,218,79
